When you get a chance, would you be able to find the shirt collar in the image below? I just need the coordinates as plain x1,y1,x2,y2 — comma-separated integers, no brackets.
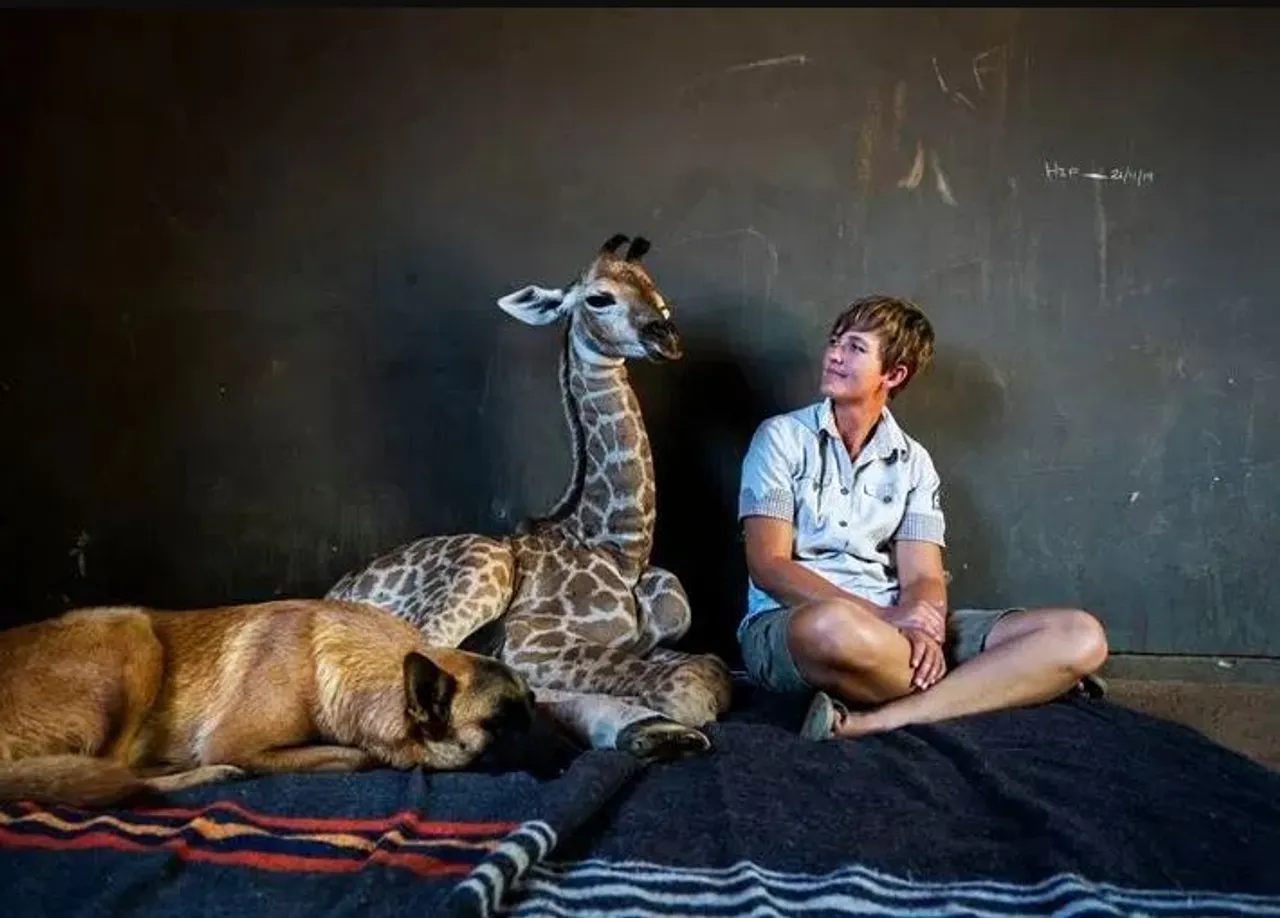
816,398,909,464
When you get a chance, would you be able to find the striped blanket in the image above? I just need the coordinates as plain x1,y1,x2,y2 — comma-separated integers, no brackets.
3,683,1279,917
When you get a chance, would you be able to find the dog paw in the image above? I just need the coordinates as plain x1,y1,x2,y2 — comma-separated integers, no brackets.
616,717,711,764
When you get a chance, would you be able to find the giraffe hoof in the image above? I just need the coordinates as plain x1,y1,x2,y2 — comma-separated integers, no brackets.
617,717,711,764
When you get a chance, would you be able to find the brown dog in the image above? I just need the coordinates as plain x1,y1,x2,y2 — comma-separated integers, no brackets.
0,598,537,807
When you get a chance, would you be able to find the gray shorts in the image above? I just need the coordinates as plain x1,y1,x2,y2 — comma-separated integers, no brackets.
739,605,1020,695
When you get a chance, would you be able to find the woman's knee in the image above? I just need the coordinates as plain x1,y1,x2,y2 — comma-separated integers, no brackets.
787,599,897,669
1042,608,1109,676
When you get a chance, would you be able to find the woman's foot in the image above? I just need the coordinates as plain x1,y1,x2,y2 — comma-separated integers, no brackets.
799,691,857,740
830,707,897,738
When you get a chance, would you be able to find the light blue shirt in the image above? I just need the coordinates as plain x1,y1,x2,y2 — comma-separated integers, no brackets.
737,398,946,637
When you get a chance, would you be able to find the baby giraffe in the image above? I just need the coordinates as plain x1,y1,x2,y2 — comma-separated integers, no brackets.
328,234,733,762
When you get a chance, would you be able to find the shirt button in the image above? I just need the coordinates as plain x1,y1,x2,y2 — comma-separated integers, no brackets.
882,495,892,504
840,488,849,495
838,520,847,527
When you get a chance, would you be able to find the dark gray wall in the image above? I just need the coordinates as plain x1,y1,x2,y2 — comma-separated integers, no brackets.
2,10,1278,661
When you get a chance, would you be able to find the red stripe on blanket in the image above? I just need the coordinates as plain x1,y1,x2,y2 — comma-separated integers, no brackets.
0,826,476,877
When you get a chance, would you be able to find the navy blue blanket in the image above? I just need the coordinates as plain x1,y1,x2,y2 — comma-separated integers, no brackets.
3,682,1279,917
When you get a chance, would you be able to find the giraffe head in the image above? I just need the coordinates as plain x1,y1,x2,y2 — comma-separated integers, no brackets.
497,234,682,362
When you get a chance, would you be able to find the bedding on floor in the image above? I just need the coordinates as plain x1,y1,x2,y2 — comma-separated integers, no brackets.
2,680,1278,917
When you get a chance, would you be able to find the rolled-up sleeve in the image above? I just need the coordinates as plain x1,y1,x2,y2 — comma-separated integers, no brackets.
894,447,946,546
738,419,797,523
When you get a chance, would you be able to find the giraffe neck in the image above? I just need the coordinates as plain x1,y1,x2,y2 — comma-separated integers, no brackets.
538,316,656,579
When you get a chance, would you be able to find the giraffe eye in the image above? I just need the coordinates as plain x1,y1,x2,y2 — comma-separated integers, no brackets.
585,293,615,309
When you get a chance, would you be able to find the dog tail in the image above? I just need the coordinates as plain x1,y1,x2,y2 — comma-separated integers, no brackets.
0,755,151,807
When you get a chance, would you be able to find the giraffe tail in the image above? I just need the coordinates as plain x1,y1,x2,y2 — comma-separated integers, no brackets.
0,755,153,807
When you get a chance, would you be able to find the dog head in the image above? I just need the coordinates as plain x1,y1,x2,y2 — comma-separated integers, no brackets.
403,649,537,770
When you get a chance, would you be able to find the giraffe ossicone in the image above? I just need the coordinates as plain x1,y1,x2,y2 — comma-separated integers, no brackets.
328,233,733,763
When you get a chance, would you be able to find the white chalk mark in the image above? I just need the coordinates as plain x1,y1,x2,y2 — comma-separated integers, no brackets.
931,57,949,94
898,140,925,189
1045,161,1155,186
1094,179,1108,308
953,91,976,110
972,47,1002,94
669,227,778,305
1129,491,1140,504
723,53,810,75
930,150,957,206
678,53,811,95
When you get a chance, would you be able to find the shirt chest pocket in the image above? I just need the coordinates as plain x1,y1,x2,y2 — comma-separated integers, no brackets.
793,474,894,542
853,477,907,541
793,472,832,535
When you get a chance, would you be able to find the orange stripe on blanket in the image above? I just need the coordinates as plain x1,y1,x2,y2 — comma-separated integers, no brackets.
0,827,476,877
1,809,503,856
10,799,519,837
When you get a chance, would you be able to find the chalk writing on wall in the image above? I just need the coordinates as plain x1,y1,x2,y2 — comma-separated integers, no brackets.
1044,161,1155,187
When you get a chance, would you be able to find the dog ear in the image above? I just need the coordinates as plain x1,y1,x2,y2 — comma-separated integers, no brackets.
404,652,457,740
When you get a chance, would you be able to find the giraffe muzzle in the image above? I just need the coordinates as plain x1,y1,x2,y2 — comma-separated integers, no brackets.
640,320,683,361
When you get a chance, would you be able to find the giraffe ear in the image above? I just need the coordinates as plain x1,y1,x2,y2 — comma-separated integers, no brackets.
497,285,568,326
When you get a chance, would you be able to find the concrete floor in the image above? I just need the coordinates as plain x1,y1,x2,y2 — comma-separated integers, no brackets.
1101,655,1280,772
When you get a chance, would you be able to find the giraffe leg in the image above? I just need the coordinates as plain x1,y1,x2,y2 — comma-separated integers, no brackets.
632,565,692,654
533,687,711,762
501,623,732,730
327,534,515,648
644,646,734,725
631,570,734,727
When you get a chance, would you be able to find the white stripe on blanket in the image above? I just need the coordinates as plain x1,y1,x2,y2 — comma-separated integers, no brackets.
501,858,1280,917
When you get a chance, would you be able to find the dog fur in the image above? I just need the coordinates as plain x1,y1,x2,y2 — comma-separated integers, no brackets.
0,598,537,807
